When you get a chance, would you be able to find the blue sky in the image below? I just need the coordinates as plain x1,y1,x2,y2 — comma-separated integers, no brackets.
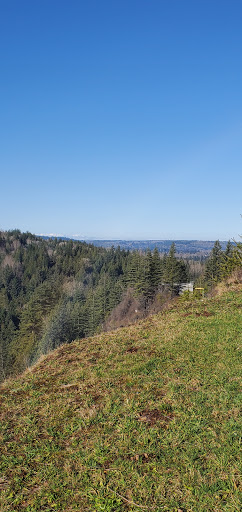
0,0,241,240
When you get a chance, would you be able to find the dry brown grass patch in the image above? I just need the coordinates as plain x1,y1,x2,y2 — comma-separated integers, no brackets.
137,408,174,427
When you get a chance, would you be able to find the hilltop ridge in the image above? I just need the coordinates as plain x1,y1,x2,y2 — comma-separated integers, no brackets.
0,282,241,511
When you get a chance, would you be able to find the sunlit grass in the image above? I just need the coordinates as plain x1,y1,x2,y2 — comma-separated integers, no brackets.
0,285,241,511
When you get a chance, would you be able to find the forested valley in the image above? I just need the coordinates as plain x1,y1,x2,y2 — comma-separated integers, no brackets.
0,229,240,382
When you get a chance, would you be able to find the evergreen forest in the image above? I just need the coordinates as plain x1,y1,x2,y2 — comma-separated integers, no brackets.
0,229,240,382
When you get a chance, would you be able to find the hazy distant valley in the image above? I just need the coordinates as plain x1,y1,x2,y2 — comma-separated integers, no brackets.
40,237,231,258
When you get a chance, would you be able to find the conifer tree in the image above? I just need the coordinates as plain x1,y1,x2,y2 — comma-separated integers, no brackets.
221,239,242,278
205,240,223,284
163,243,188,293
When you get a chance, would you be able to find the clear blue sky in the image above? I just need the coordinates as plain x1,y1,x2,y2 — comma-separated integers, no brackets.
1,0,241,240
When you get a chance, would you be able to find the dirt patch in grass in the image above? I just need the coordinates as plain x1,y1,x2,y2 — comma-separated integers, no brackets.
8,388,30,398
60,383,80,391
87,352,101,364
147,349,159,356
195,311,213,317
129,452,157,463
138,408,173,427
174,367,183,374
126,346,139,353
91,393,102,403
187,378,202,391
183,310,213,317
31,375,58,388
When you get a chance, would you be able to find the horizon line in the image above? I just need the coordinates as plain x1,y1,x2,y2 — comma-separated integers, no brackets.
36,233,232,242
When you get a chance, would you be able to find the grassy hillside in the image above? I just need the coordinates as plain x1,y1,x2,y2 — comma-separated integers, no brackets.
0,283,241,511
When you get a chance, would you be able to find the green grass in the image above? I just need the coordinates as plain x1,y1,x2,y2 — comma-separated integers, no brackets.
0,285,241,511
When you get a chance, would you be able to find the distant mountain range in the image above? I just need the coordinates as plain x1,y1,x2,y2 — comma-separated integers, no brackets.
38,236,232,256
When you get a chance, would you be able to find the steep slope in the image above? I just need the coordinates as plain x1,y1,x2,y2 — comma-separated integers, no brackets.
0,285,241,512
